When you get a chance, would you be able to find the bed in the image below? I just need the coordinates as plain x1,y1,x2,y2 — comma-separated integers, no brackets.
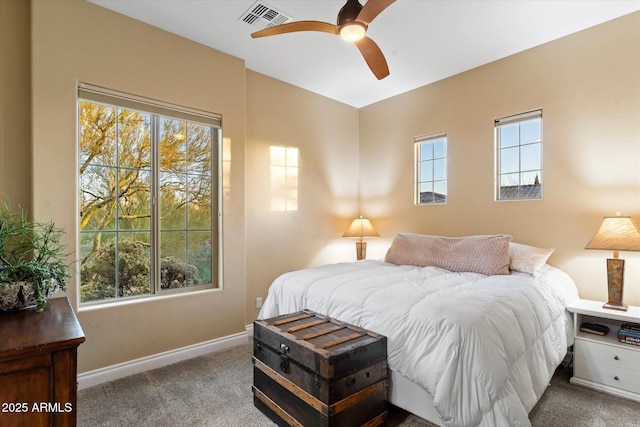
257,233,580,427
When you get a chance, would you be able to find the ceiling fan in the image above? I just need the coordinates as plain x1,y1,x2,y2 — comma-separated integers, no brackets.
251,0,396,80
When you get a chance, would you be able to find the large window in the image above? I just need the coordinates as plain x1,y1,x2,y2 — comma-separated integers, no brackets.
495,110,542,200
78,84,221,304
415,133,447,205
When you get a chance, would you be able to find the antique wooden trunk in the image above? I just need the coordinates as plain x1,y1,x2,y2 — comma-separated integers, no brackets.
253,309,388,427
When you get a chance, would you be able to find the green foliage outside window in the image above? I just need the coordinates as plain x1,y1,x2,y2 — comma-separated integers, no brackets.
79,99,217,304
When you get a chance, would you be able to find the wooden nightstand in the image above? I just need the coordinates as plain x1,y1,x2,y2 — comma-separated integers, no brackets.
566,299,640,403
0,297,85,426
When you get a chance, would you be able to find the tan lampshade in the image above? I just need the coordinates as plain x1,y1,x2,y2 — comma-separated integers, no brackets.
343,216,379,239
585,216,640,252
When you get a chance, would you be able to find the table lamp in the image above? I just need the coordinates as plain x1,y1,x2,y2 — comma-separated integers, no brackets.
343,216,379,260
585,214,640,311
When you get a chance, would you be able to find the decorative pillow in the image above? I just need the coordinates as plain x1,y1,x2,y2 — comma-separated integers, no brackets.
384,233,512,275
509,242,555,276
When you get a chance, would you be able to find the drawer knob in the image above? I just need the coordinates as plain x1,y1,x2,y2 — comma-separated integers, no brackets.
614,376,619,381
614,355,619,361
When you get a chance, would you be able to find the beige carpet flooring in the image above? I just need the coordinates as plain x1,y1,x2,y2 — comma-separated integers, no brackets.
78,342,640,426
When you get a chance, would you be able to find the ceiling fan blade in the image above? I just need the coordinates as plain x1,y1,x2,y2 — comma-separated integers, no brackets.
356,0,396,25
354,36,389,80
251,21,338,38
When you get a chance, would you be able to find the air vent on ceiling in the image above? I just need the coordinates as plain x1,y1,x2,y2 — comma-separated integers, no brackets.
239,1,292,30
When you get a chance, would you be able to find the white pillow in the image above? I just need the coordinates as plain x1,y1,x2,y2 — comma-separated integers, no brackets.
509,242,555,275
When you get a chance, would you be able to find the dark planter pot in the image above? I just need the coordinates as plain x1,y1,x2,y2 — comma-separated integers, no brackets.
0,280,60,311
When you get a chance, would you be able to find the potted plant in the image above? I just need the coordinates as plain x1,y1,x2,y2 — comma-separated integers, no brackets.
0,203,70,312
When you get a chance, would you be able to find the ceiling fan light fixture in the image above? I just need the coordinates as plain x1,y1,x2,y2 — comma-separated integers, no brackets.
339,22,366,41
249,0,395,79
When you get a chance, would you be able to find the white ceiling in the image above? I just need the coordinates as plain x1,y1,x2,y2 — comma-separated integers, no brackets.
88,0,639,108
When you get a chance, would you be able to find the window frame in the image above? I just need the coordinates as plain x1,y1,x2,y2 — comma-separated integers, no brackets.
494,109,543,201
414,132,448,205
77,83,223,306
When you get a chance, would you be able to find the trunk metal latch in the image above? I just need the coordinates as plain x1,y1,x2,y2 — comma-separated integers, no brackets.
279,343,290,373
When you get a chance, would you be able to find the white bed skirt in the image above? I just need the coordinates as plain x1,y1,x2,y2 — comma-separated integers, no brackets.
388,369,444,426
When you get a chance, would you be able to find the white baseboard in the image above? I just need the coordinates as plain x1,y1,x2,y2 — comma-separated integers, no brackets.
78,327,254,390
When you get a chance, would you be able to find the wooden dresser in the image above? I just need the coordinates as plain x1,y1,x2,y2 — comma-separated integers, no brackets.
0,297,85,427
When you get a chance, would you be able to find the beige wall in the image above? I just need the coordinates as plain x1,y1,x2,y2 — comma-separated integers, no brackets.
0,0,32,211
2,0,638,374
6,0,360,374
245,71,360,320
31,0,246,372
359,12,640,306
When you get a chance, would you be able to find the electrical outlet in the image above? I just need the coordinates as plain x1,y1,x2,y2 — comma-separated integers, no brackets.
256,297,263,309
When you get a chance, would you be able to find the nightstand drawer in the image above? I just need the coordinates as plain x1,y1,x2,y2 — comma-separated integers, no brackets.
574,357,640,394
574,339,640,372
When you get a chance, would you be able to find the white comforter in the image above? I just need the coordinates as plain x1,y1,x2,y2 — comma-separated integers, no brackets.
258,260,579,427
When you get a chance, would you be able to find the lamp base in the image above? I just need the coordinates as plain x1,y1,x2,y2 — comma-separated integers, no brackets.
355,241,367,261
602,258,627,312
603,302,628,311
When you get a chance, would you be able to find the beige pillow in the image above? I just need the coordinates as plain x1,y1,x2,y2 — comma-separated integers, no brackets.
385,233,512,275
509,242,555,275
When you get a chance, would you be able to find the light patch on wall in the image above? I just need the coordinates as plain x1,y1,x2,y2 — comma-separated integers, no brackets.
222,137,232,203
270,146,299,211
558,120,639,189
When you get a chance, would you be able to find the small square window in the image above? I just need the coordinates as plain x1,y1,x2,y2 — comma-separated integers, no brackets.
495,110,542,200
415,133,447,205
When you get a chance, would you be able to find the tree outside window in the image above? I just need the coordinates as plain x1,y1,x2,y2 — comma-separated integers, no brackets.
79,94,219,304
